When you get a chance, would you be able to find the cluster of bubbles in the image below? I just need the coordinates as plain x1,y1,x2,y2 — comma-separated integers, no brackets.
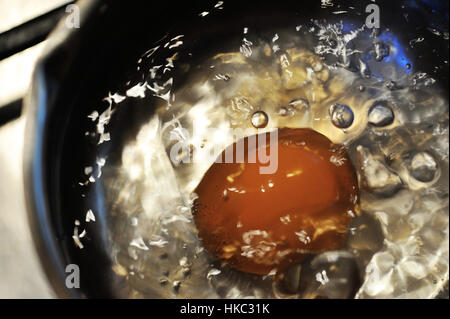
80,5,448,299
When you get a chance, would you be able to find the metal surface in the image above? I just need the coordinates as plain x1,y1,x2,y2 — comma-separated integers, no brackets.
0,99,21,126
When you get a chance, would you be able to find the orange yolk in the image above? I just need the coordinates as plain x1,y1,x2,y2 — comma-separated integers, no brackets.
193,128,359,275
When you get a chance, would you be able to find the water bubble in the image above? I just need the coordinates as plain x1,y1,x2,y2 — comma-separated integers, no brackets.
182,267,192,277
347,213,384,253
356,146,402,196
423,77,436,87
279,99,310,120
358,85,365,92
406,63,412,70
278,106,293,117
330,103,354,129
409,37,424,48
340,50,359,72
368,103,394,127
385,80,397,90
371,28,381,38
358,59,371,78
289,98,309,109
328,38,337,48
159,278,169,286
373,40,390,62
173,280,181,293
412,72,436,88
279,264,302,294
409,152,438,183
251,111,269,128
215,74,231,81
240,38,253,57
299,251,361,299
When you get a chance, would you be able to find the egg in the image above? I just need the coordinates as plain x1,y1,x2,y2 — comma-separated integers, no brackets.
193,128,359,275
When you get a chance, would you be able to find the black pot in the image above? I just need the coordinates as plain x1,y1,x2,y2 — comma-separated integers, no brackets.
23,0,449,298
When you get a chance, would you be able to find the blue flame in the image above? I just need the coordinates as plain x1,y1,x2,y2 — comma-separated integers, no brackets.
342,22,355,32
378,31,413,73
408,0,449,22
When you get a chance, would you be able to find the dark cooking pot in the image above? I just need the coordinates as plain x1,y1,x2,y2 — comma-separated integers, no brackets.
23,0,448,298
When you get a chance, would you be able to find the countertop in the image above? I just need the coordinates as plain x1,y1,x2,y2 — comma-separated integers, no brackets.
0,0,71,299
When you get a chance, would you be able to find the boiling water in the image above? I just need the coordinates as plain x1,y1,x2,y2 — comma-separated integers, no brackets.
78,18,448,298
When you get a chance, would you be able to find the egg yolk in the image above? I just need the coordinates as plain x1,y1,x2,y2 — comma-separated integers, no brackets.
193,128,359,275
